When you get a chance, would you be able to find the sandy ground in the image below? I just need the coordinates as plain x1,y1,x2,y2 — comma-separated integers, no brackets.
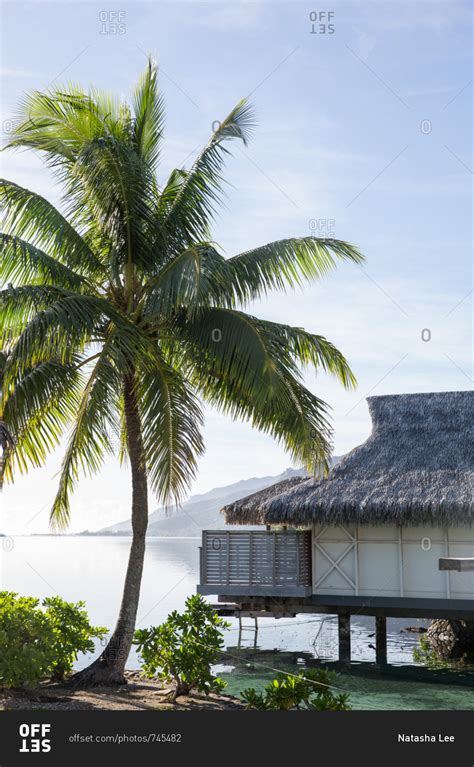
0,672,245,711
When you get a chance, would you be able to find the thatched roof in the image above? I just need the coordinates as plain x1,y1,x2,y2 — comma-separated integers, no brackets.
223,476,308,525
223,391,474,527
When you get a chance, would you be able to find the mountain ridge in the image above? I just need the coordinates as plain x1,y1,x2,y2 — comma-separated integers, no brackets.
79,461,339,537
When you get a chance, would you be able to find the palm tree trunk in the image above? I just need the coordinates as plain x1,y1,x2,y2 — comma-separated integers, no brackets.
70,372,148,686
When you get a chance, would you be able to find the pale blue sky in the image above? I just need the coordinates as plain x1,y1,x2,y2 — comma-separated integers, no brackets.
1,0,472,533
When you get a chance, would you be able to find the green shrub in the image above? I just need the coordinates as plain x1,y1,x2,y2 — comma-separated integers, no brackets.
0,593,52,689
134,594,230,698
241,668,351,710
0,591,107,688
41,597,107,681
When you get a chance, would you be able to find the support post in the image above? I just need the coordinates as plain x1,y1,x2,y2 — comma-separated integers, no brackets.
338,613,351,663
375,615,387,666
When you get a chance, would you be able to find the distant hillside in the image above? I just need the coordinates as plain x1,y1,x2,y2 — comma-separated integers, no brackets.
82,460,340,538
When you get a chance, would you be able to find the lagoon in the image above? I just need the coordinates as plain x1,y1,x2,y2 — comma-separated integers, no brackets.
2,536,474,710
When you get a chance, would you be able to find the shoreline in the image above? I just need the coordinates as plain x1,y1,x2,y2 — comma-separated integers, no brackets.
0,673,245,711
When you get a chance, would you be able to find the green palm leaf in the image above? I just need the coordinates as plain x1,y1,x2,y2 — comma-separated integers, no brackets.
50,349,121,529
2,358,83,480
143,243,229,316
0,233,89,291
226,237,364,304
168,307,336,473
161,99,255,250
132,57,165,168
0,180,104,277
137,354,204,504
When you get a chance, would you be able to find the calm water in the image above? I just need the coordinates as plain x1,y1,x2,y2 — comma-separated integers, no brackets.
2,536,474,710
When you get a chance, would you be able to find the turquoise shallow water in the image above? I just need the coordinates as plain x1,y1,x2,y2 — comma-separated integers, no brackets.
216,653,474,710
2,536,473,709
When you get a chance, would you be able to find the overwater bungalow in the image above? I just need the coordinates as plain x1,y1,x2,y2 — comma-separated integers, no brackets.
197,391,474,661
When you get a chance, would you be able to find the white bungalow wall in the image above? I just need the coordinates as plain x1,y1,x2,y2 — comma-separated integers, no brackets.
312,525,474,600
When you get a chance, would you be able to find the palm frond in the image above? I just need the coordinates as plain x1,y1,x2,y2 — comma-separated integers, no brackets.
50,349,121,529
160,99,255,250
254,319,357,389
137,353,204,504
4,85,157,275
226,237,364,304
0,284,78,339
1,289,104,376
0,287,152,376
143,243,229,316
169,307,333,472
63,137,157,275
132,57,165,168
0,180,105,277
6,85,118,165
2,358,83,482
0,233,89,291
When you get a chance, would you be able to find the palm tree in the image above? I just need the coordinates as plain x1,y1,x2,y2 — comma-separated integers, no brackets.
0,60,364,685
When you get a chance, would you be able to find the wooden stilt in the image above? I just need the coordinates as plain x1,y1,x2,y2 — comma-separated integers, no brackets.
375,615,387,665
338,613,351,663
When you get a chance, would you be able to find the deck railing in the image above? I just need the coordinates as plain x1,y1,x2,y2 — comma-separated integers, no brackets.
198,529,312,597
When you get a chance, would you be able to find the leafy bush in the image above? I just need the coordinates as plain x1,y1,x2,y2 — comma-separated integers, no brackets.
241,668,351,710
134,594,230,698
42,597,108,681
0,593,52,689
0,591,107,688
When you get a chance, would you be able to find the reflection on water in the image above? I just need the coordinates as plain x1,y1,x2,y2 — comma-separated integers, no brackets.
1,535,200,669
2,536,474,709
